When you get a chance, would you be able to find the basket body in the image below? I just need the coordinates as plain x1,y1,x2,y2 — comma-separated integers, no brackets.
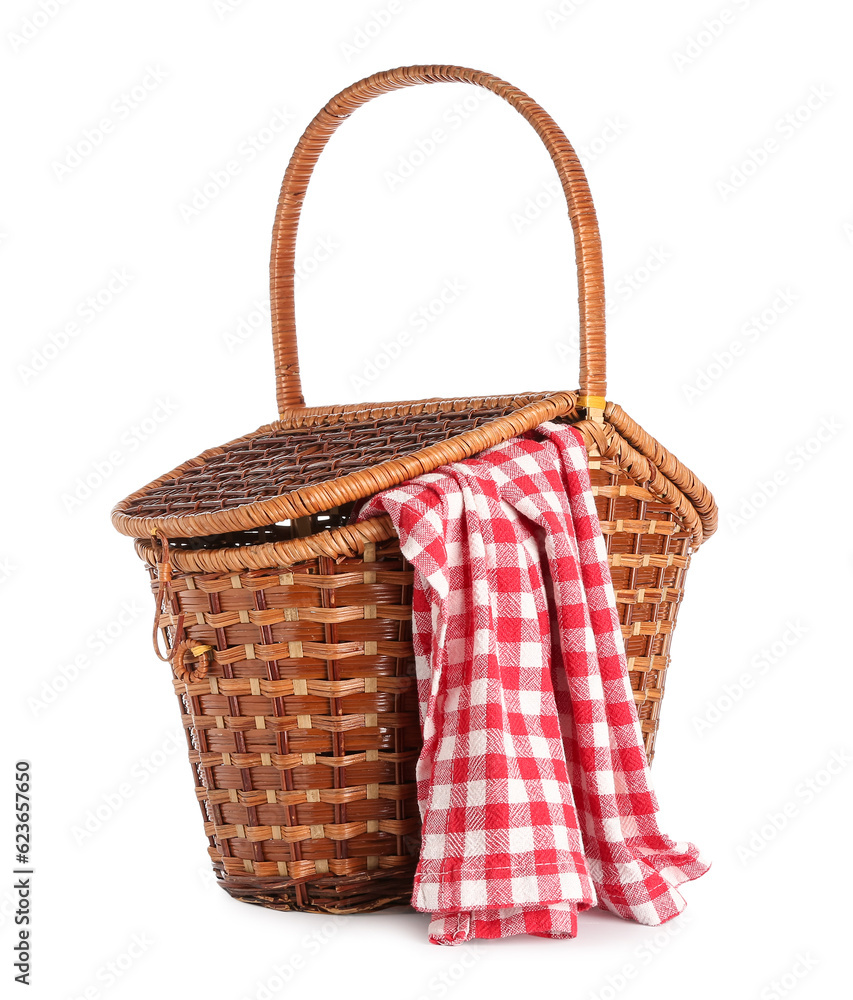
152,532,421,913
135,433,699,914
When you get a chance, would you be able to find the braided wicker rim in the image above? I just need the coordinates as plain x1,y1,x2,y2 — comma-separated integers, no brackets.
114,400,717,546
132,411,716,573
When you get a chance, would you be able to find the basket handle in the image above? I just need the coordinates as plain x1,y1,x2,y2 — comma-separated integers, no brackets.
270,64,606,414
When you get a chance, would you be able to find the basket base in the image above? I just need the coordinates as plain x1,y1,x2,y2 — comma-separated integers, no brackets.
216,866,418,915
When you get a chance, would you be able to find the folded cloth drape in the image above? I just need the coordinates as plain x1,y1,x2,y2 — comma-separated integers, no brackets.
355,422,709,944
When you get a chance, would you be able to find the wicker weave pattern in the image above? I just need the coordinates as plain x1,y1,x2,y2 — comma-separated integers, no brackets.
153,537,421,912
590,460,691,753
113,394,584,539
140,449,694,914
120,402,562,521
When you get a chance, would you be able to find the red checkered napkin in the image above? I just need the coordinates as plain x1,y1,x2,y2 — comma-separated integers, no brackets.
356,422,709,944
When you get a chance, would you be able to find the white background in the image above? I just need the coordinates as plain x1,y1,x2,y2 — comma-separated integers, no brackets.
3,1,851,998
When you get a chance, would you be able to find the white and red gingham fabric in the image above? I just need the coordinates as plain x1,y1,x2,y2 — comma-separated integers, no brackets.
356,422,709,944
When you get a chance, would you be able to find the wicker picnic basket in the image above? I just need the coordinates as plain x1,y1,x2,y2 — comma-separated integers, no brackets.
112,65,717,916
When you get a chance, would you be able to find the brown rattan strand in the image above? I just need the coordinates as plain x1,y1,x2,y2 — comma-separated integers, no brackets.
574,417,705,547
604,401,718,540
111,392,580,538
134,514,397,575
270,65,606,413
146,447,694,913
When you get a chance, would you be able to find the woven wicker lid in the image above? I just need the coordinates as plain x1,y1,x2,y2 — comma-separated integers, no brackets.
112,65,616,540
112,392,581,538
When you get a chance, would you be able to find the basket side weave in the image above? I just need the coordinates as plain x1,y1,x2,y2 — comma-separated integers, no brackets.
139,419,701,914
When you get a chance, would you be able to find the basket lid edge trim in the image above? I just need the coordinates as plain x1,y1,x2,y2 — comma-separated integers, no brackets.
133,415,713,574
111,391,579,539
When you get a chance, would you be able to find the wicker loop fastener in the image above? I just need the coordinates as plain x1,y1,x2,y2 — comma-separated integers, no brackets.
171,641,213,683
150,530,185,662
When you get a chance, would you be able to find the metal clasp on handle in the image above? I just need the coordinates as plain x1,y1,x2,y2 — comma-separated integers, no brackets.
577,395,607,426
